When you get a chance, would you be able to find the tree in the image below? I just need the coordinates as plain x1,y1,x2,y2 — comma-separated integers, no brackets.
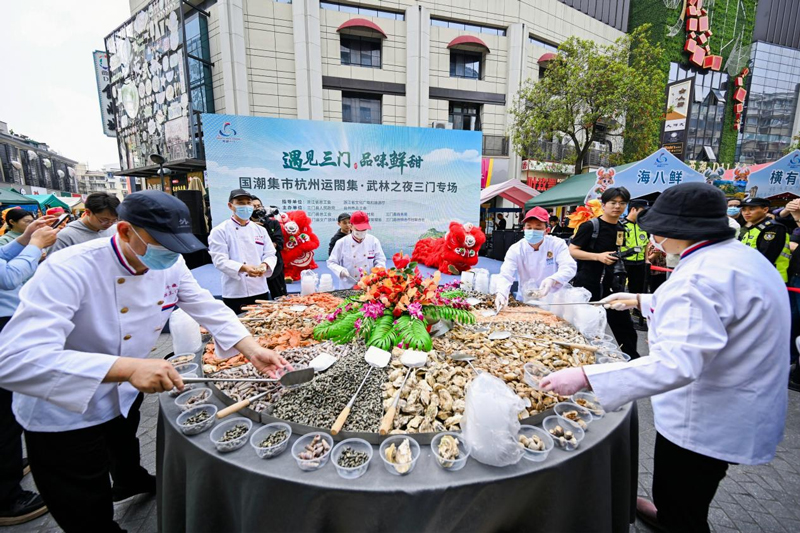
785,133,800,154
510,25,665,176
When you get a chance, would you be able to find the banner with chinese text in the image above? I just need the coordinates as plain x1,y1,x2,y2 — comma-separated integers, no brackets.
202,114,482,260
747,150,800,198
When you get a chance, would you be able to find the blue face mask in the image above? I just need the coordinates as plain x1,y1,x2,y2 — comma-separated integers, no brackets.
131,227,180,270
727,207,741,216
524,229,545,244
235,205,254,220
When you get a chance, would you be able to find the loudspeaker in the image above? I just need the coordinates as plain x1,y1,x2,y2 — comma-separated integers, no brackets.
175,190,206,235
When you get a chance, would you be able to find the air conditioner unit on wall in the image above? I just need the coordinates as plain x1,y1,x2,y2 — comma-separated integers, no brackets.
431,121,453,129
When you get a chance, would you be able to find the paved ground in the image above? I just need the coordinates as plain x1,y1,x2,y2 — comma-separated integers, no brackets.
3,331,799,533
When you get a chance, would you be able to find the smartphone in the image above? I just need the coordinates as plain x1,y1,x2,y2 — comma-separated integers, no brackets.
51,214,69,228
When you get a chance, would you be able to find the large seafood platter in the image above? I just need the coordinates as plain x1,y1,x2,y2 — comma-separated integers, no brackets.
197,263,618,444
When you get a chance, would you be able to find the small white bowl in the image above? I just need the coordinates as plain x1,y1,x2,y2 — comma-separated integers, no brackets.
571,391,605,419
291,432,334,472
378,436,421,476
174,387,212,412
331,438,373,479
209,417,253,453
250,423,292,459
177,405,218,436
517,425,554,462
167,353,196,366
430,432,470,471
542,415,584,451
554,401,593,432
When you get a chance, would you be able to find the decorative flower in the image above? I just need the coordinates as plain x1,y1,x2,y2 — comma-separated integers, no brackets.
567,200,604,232
361,301,385,319
392,251,411,269
354,318,362,331
407,302,424,320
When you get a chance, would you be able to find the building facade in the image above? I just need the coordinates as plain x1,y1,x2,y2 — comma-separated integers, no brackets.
75,164,129,200
0,120,79,194
121,0,629,187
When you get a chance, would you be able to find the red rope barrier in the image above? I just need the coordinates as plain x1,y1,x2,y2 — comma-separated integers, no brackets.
649,265,800,293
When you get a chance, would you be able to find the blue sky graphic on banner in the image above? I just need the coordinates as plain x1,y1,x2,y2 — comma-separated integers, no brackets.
585,148,705,203
747,150,800,198
202,114,482,260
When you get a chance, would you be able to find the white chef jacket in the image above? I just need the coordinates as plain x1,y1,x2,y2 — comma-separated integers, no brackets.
495,236,577,299
208,217,277,299
327,234,387,289
0,235,250,432
585,239,789,465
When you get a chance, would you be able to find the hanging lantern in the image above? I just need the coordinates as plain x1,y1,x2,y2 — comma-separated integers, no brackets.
42,158,52,169
57,169,65,179
10,159,21,170
27,150,37,160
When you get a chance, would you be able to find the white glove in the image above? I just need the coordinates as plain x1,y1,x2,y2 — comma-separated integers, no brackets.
538,278,558,297
600,292,639,311
338,269,355,281
495,293,508,312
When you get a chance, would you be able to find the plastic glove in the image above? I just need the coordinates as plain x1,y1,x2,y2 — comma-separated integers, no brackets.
338,269,352,280
600,292,639,311
538,278,557,297
494,293,508,313
539,367,589,396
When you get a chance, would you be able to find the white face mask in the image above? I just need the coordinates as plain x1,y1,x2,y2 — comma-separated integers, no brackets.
352,229,367,241
650,234,668,253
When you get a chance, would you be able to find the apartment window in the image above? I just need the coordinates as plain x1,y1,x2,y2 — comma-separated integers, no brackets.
483,135,509,157
449,102,481,131
431,18,506,36
186,13,215,115
321,2,404,21
450,50,482,79
341,35,382,68
342,92,381,124
529,36,558,53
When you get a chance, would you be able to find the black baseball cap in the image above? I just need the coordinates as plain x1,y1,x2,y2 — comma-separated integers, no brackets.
229,189,254,202
117,191,205,253
629,199,649,210
337,212,351,222
741,197,770,207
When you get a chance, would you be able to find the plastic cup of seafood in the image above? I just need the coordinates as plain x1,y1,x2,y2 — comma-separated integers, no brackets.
542,415,584,451
167,352,197,366
291,432,334,472
250,422,292,459
379,436,421,476
331,438,373,480
209,417,253,453
571,391,605,419
430,432,470,471
554,401,593,431
174,387,212,412
177,405,218,436
599,348,631,362
517,425,554,462
169,363,199,397
523,362,552,390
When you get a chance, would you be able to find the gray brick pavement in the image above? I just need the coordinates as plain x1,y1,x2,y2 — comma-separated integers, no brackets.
3,332,799,533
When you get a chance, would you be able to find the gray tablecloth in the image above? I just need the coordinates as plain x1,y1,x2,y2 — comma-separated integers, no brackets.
157,394,638,533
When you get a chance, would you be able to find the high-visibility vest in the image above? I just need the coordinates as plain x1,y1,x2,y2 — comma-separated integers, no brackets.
621,220,647,262
738,221,791,282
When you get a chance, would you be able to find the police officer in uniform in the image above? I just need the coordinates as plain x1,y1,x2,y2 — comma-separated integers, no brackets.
738,197,791,282
621,199,649,294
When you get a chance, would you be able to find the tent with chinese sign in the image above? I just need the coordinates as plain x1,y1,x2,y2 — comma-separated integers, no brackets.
0,188,41,213
25,194,70,212
480,179,539,207
524,163,635,209
746,150,800,199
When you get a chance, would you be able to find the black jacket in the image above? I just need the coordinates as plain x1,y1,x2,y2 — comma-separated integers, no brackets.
329,229,349,255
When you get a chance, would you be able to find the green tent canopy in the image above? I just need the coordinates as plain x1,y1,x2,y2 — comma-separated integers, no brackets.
0,188,41,210
525,163,635,210
26,194,70,211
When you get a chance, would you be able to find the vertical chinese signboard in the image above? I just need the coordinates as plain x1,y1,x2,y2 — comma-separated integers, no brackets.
202,114,482,260
660,78,694,161
105,0,195,172
92,51,116,137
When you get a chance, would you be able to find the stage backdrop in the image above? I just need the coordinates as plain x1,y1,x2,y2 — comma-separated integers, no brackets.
202,114,482,260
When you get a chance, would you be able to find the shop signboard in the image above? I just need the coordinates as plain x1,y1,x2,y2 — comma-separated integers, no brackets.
92,51,116,137
747,150,800,198
105,0,194,172
660,78,694,161
203,114,482,260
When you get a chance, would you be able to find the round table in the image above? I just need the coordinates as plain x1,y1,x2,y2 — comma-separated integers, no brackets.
156,392,638,532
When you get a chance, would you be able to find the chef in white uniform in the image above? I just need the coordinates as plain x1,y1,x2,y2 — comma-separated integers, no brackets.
0,191,291,533
209,188,277,313
540,183,789,533
327,210,386,289
494,206,577,310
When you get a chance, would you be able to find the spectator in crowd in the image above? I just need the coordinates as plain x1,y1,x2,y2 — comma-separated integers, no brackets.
738,197,791,282
727,198,745,226
782,201,800,391
494,207,576,310
569,187,640,359
251,198,287,298
328,213,351,255
0,209,34,247
209,189,277,314
547,215,570,239
496,213,507,230
0,191,290,532
646,240,668,293
543,183,789,533
0,216,58,526
49,193,120,255
621,199,649,295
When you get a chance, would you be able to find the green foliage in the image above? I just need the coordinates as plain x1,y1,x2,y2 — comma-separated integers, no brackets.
393,315,433,351
510,25,665,175
628,0,758,165
422,306,476,325
366,313,398,351
785,133,800,155
439,289,467,300
418,228,446,240
312,311,361,344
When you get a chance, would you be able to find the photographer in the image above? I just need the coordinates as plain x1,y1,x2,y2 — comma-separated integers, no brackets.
569,187,640,359
251,198,287,298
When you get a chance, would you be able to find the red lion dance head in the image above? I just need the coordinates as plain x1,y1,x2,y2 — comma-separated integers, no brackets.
280,210,319,281
411,221,486,275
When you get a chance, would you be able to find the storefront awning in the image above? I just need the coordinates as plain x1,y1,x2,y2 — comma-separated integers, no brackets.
538,52,557,63
447,35,490,52
337,18,387,38
480,179,539,207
